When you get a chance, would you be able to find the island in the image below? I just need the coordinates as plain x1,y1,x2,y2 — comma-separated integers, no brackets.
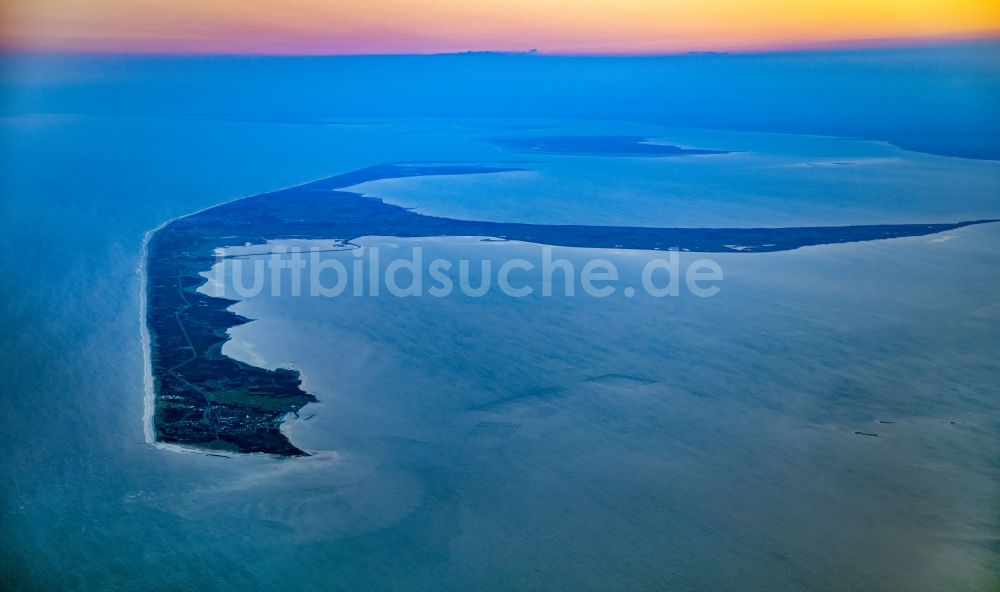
144,161,995,455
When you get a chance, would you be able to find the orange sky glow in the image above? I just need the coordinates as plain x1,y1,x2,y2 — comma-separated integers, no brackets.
1,0,998,54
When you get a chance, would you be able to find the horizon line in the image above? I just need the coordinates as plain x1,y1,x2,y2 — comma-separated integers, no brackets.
2,31,997,60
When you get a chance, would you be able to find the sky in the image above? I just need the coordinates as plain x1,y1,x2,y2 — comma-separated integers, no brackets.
1,0,998,55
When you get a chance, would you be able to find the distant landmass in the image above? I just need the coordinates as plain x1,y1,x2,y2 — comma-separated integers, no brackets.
488,135,730,157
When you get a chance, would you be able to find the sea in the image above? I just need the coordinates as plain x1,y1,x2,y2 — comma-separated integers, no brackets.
1,47,998,591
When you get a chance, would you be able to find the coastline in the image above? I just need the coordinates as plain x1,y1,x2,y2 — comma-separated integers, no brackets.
137,168,413,456
139,220,165,448
140,164,524,456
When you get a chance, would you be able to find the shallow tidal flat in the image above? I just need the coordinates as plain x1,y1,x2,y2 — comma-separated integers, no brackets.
214,223,999,590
